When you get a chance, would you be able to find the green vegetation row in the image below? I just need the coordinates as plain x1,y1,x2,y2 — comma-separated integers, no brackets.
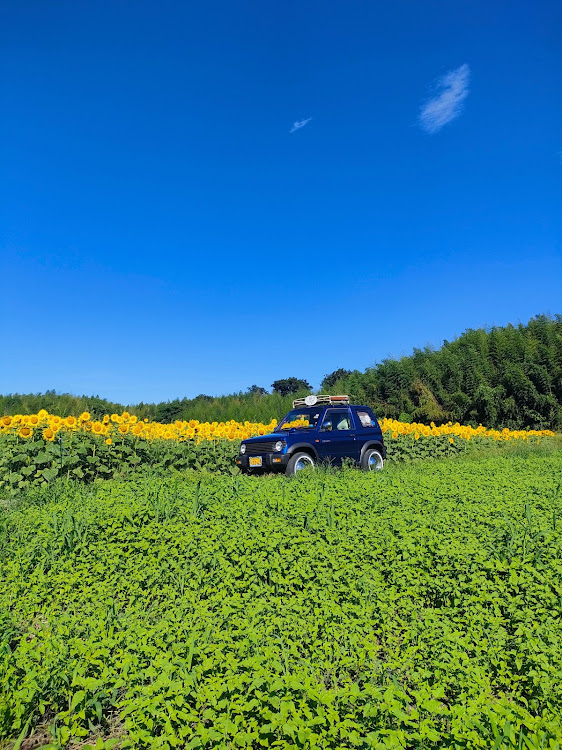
1,314,561,430
0,428,484,496
2,449,562,748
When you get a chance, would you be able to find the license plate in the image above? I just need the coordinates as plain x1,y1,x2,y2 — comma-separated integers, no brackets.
249,456,263,467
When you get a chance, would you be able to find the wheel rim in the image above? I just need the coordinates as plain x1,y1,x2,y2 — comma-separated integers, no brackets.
368,452,383,470
295,456,314,471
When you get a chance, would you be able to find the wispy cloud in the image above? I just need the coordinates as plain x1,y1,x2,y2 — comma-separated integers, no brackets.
419,64,470,134
290,117,312,133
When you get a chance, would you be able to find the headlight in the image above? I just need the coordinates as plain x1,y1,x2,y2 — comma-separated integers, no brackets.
240,444,246,454
274,440,286,452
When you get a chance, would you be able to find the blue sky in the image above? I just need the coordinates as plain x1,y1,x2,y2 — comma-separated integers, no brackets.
1,0,560,404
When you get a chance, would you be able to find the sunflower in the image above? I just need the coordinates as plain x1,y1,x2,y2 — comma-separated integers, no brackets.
92,422,103,434
19,426,32,438
122,411,130,421
110,414,119,423
43,427,55,442
79,411,91,422
118,424,129,435
1,416,12,427
66,416,77,427
102,415,110,424
105,438,112,445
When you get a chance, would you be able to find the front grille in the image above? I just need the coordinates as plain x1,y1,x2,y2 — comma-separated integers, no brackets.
245,441,275,455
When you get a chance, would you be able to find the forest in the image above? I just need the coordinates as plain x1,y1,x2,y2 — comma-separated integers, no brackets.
2,315,560,430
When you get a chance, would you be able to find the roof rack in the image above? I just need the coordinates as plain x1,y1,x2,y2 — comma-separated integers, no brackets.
292,394,350,408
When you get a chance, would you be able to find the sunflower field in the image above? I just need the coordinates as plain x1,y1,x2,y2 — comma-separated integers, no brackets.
0,410,556,495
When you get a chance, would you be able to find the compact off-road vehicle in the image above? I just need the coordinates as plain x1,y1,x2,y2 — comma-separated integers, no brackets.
236,395,385,476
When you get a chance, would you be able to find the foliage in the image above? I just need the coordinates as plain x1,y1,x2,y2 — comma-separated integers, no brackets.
246,385,269,396
0,410,554,495
271,379,312,397
1,315,560,430
321,369,352,391
338,314,562,430
1,450,562,748
0,431,240,496
0,315,562,430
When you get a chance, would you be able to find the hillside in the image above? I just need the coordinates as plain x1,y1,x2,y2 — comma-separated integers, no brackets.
332,314,562,430
2,314,561,430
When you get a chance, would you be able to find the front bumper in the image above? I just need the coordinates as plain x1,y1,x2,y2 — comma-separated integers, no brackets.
236,452,290,472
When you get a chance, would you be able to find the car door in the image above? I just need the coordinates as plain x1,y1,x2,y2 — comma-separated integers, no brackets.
316,408,359,465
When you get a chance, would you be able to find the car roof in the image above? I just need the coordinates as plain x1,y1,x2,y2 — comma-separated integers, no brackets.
320,404,372,410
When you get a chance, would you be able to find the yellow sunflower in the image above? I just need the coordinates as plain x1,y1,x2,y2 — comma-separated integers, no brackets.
79,411,91,422
19,426,33,439
105,438,112,445
42,427,55,442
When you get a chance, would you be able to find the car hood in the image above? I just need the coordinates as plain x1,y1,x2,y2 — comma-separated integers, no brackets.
243,429,314,443
243,432,287,443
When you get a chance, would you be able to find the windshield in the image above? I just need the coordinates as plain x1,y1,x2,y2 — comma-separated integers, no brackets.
277,407,322,431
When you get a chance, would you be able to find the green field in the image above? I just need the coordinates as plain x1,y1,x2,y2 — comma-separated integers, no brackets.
2,449,562,749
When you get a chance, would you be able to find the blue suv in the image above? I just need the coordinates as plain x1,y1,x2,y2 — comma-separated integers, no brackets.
236,395,386,476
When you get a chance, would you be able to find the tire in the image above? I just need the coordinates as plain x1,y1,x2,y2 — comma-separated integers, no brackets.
285,451,316,476
361,448,384,471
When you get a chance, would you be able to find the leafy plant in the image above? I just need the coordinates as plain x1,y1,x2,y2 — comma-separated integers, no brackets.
1,449,562,747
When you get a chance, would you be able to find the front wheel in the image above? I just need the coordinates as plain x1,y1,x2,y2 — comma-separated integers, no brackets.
361,448,384,471
285,451,316,476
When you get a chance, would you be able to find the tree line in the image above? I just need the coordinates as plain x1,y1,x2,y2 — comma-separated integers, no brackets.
1,315,560,430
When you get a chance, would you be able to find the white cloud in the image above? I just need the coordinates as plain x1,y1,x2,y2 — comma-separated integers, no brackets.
290,117,312,133
419,64,470,134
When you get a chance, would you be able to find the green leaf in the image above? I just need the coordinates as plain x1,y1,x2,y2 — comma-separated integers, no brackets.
71,690,86,711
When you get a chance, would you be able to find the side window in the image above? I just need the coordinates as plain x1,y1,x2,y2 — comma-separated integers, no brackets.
357,410,376,428
320,408,353,432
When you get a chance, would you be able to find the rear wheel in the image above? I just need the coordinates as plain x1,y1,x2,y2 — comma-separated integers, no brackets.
361,448,384,471
285,451,316,476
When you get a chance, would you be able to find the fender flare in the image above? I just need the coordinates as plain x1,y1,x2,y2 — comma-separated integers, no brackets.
286,442,319,461
359,441,386,462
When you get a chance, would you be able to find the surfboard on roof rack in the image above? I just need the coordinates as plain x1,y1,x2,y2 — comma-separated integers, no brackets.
291,394,350,408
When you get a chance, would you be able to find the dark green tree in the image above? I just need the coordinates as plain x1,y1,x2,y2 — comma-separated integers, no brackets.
271,378,311,397
321,369,352,390
246,385,268,396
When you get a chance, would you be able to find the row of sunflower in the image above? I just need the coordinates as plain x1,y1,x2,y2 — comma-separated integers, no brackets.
379,418,554,442
0,410,557,495
1,410,554,444
0,410,278,444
